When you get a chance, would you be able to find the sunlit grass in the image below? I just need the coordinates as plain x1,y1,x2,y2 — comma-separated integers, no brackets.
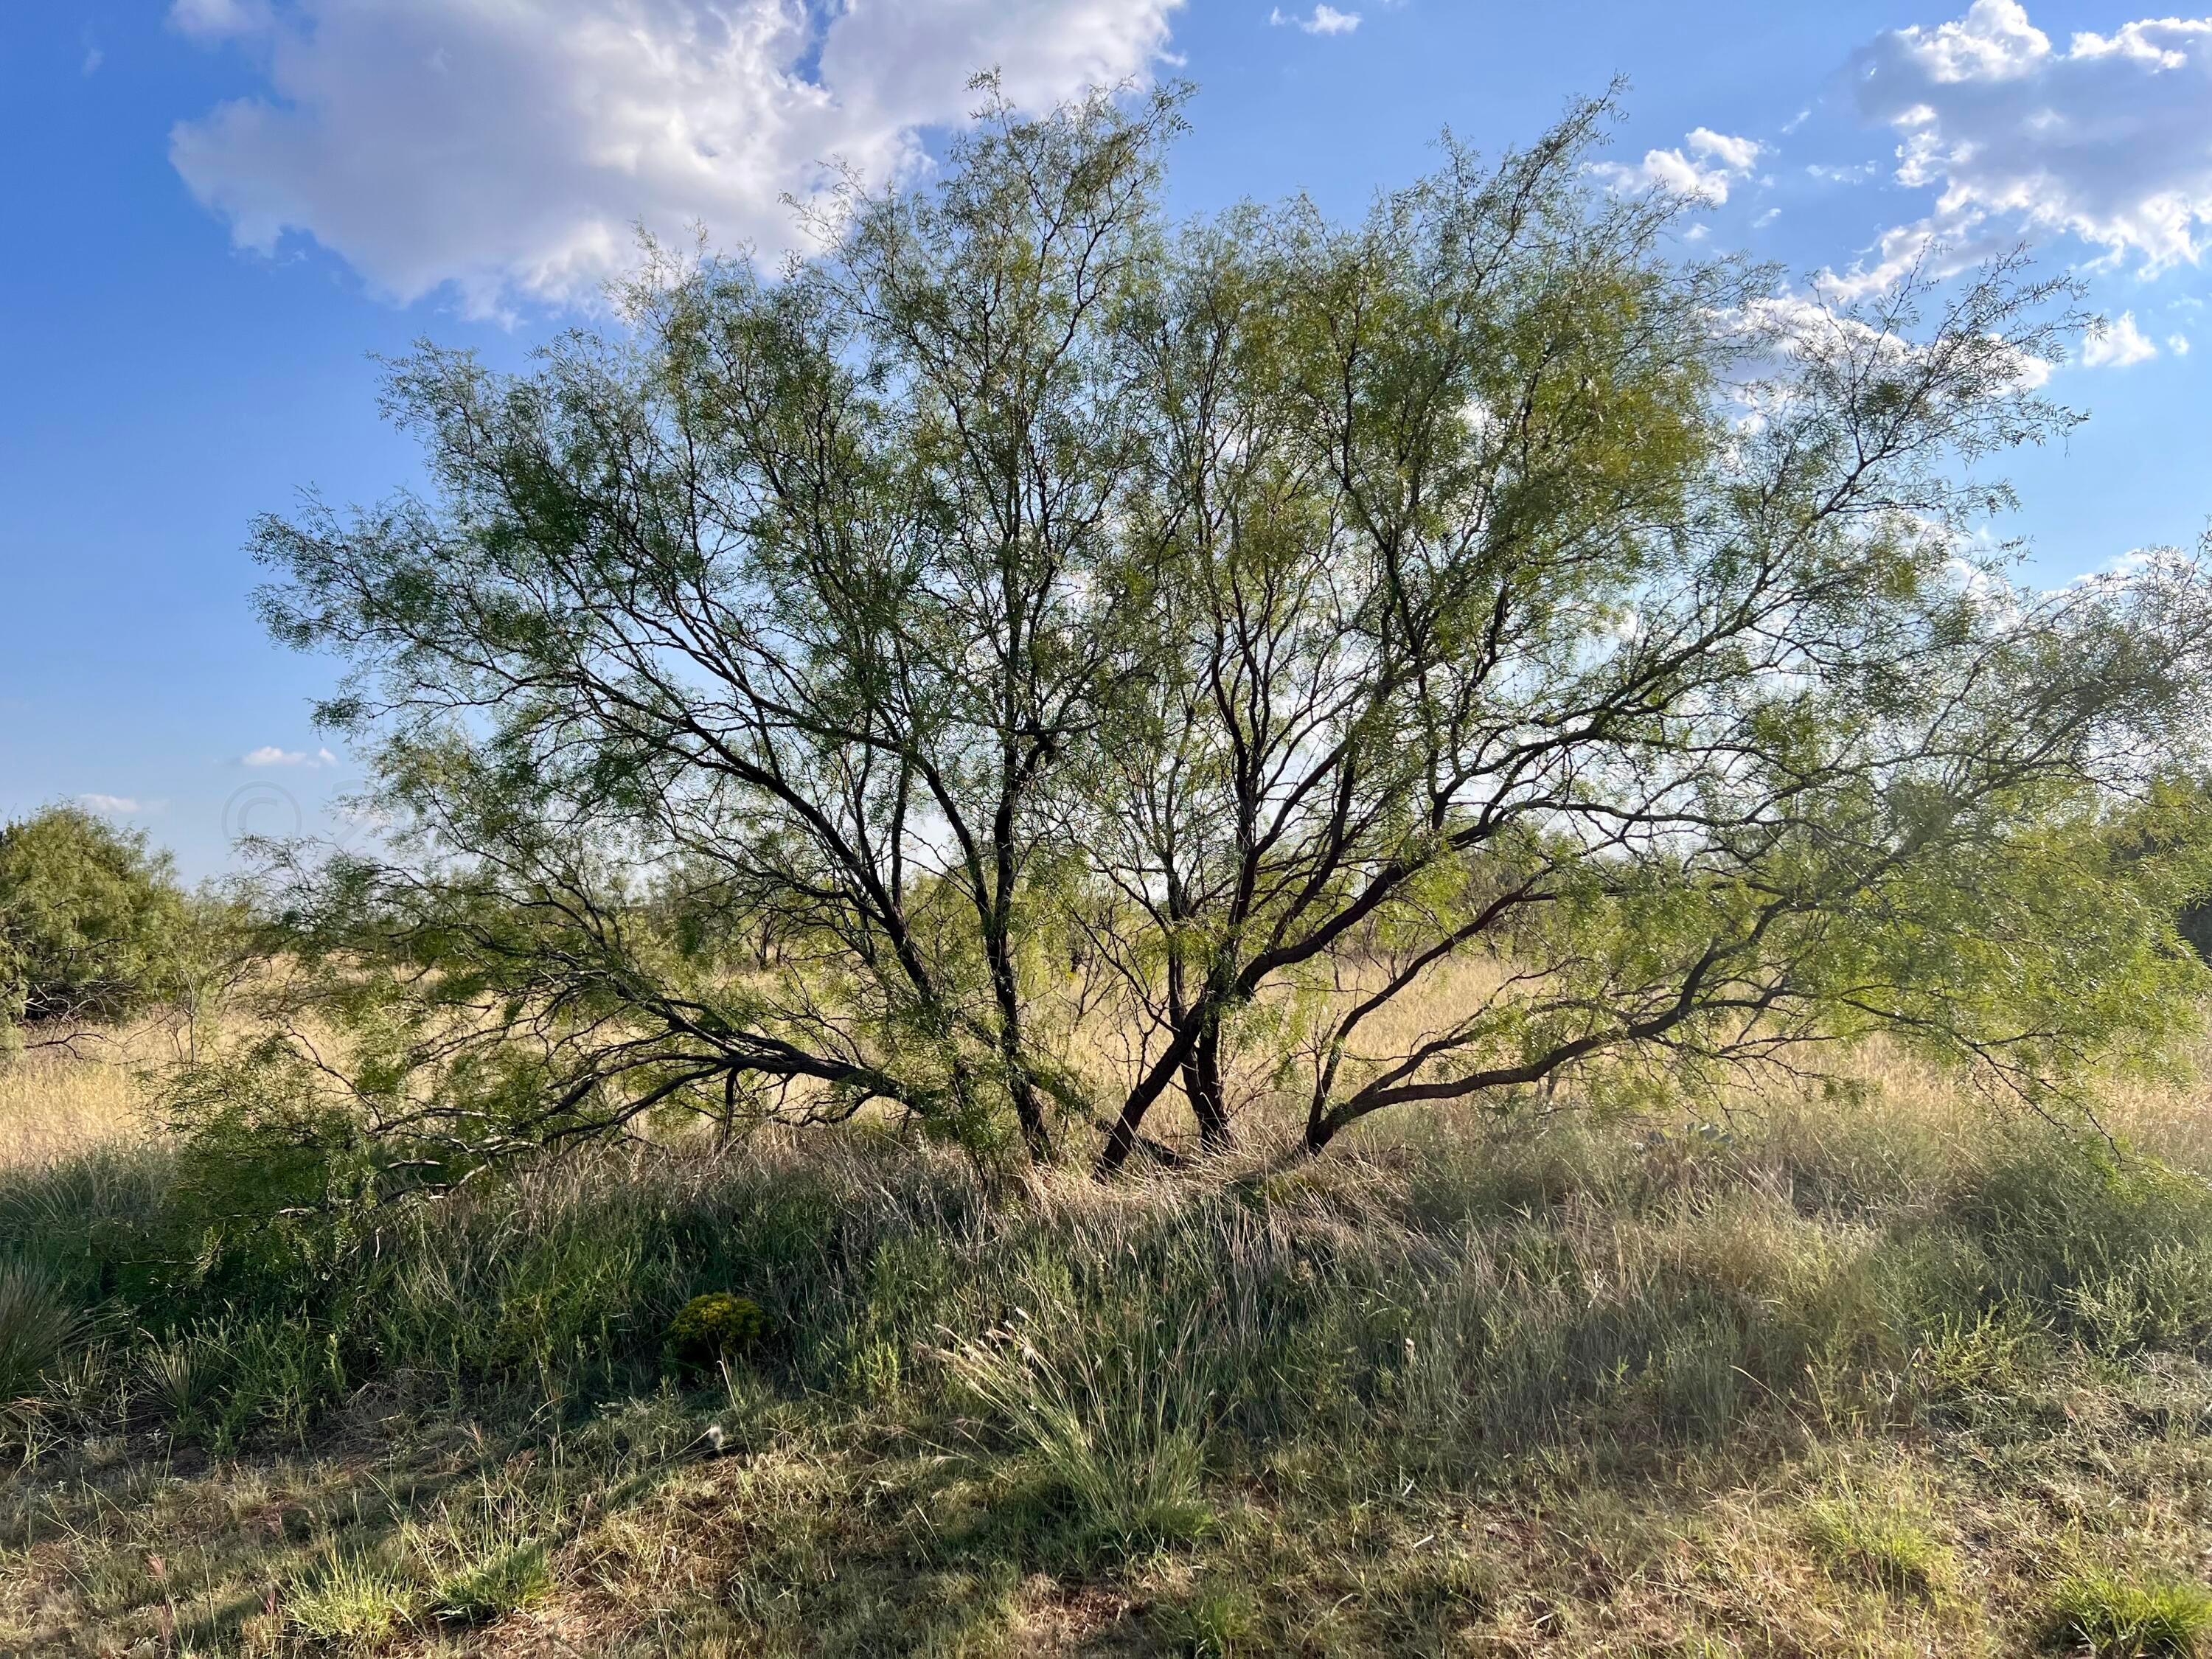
4,1006,2212,1653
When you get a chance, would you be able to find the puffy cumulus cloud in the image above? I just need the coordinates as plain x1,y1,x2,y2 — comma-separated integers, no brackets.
169,0,1182,318
1594,127,1763,206
2080,310,2160,368
1846,1,2212,290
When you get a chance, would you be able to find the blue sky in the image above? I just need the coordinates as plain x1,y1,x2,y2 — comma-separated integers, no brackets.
4,0,2209,876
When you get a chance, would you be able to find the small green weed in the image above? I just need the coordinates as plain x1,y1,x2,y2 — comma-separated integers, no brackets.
1155,1582,1262,1655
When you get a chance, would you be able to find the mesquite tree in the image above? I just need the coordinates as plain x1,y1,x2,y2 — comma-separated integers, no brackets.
240,86,2212,1180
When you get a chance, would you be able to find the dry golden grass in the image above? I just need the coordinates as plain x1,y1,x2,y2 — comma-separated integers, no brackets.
7,967,2210,1174
0,1023,174,1171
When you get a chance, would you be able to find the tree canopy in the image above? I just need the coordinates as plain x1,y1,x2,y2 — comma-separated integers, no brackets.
243,86,2212,1178
0,804,190,1052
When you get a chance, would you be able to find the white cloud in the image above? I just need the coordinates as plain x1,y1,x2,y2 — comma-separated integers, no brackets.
77,794,144,815
243,745,338,768
1270,4,1360,34
1595,126,1764,206
2081,310,2160,368
1686,128,1760,173
169,0,270,38
2061,543,2202,593
2171,333,2194,354
1846,1,2212,291
169,0,1183,318
1728,291,2053,392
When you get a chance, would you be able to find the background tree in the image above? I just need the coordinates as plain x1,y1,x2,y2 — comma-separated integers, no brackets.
0,804,190,1055
238,87,2212,1183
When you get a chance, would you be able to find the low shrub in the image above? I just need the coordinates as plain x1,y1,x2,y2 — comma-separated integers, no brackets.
664,1291,771,1372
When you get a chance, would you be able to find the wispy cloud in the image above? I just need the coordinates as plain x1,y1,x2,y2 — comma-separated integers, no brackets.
243,745,339,768
1270,4,1360,34
77,794,156,815
167,0,274,41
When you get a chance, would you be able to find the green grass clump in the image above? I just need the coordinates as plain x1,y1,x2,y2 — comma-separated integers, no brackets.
945,1302,1215,1557
283,1551,415,1645
431,1537,552,1625
2046,1569,2212,1657
0,1258,80,1406
1802,1486,1957,1599
1155,1582,1262,1655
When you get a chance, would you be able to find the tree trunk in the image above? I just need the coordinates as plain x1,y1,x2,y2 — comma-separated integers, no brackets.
1182,1018,1231,1154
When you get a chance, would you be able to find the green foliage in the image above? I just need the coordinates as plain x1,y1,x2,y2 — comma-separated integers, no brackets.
2047,1568,2212,1657
0,804,189,1043
231,81,2212,1172
664,1291,771,1371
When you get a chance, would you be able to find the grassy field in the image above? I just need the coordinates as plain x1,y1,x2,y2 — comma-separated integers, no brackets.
6,1037,2212,1655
